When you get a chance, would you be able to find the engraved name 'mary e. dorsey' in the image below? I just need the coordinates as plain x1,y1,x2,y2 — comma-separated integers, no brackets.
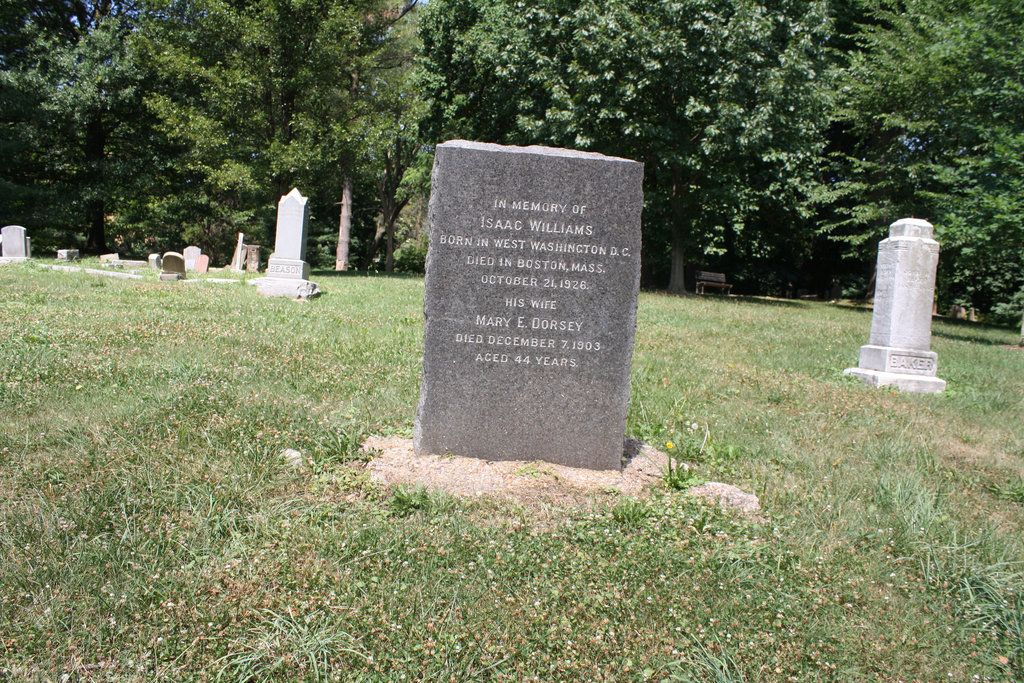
414,141,644,471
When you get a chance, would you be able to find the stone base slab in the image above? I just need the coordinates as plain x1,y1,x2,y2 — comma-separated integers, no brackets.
255,277,321,300
857,345,938,376
844,367,946,394
0,257,30,264
159,272,184,281
265,257,310,280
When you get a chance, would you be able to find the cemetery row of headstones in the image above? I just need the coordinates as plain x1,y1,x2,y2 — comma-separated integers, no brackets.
5,143,957,475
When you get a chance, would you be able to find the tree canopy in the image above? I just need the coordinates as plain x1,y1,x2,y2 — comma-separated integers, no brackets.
1,0,1022,321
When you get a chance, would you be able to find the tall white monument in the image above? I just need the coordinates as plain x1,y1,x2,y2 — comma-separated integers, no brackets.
844,218,946,393
255,188,321,299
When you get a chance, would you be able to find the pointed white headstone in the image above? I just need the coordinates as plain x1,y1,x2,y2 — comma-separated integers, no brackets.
257,188,320,299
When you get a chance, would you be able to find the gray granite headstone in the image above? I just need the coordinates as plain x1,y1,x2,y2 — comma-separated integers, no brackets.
183,246,202,271
159,252,186,281
414,140,644,471
1,225,29,259
844,218,946,393
148,253,162,269
57,249,80,261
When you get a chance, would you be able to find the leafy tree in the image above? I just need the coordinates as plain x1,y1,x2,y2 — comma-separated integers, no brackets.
1,1,153,253
823,0,1024,316
135,0,420,266
419,0,832,292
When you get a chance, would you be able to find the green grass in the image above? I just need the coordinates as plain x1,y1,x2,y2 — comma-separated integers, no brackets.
1,262,1023,681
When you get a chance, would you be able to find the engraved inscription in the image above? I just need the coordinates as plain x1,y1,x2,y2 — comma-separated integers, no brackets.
434,191,638,370
887,354,936,375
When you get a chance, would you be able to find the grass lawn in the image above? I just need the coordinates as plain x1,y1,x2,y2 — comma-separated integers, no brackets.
1,261,1022,681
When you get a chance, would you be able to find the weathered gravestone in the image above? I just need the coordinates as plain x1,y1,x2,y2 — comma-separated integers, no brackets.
148,253,162,269
1,225,29,260
414,141,644,471
245,245,261,272
99,253,119,263
159,252,186,281
844,217,946,393
183,246,202,271
230,232,245,272
57,249,80,261
195,254,210,274
256,189,320,299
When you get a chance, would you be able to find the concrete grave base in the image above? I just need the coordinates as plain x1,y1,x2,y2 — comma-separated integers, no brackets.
265,257,309,280
843,367,946,394
0,256,29,264
254,277,321,299
159,272,184,281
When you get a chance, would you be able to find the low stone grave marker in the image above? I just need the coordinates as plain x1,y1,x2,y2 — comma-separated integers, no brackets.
148,253,162,269
844,218,946,393
159,252,186,281
414,140,644,471
57,249,80,261
99,253,119,263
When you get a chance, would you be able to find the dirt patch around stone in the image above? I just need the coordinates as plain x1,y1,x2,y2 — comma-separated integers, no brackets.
361,436,764,520
363,436,667,507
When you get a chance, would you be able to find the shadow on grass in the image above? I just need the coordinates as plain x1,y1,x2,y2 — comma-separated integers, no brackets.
310,269,424,281
932,319,1019,346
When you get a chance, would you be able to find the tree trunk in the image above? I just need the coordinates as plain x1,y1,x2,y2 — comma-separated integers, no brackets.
666,169,689,294
84,115,107,253
667,227,687,294
1019,306,1023,347
335,174,353,270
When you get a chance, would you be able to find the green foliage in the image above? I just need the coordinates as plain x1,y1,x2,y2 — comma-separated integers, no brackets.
823,0,1024,315
419,0,833,290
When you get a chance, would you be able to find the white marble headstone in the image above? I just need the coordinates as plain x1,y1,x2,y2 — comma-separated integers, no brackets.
257,188,319,298
1,225,28,259
183,246,202,271
265,188,311,280
845,218,946,393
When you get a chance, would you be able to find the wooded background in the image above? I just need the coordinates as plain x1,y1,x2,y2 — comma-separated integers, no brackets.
2,0,1022,322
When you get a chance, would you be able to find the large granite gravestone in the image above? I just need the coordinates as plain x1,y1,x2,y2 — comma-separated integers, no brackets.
159,252,186,281
256,189,320,299
183,246,202,271
1,225,29,260
844,218,946,393
414,141,644,471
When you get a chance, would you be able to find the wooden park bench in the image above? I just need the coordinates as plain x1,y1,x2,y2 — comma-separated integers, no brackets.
695,270,732,295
